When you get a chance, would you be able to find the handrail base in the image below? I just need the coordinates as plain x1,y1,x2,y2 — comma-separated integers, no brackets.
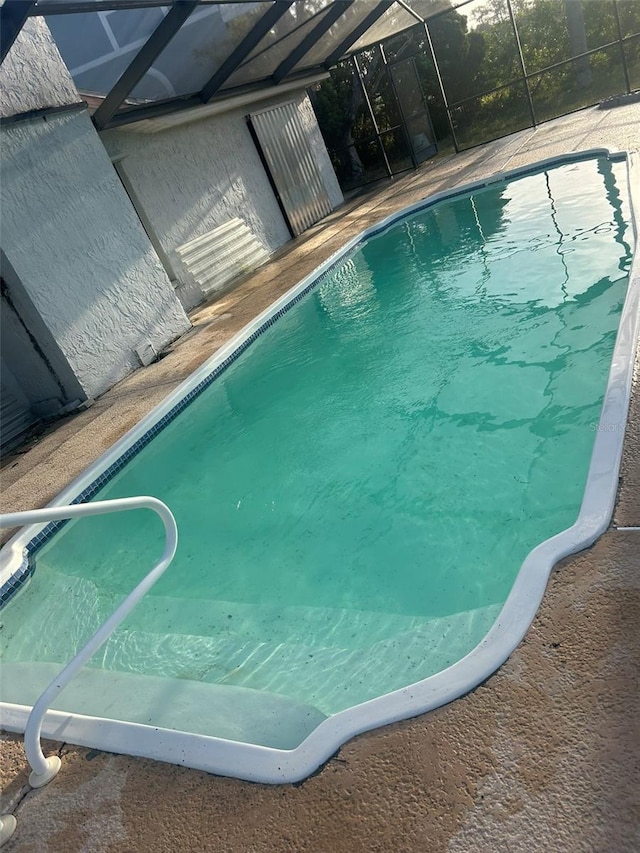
29,755,61,788
0,816,17,847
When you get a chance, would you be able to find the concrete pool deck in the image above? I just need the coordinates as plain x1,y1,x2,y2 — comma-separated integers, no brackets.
1,104,639,851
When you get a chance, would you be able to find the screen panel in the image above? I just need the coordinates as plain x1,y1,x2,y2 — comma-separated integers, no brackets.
515,0,618,74
222,1,334,89
529,42,628,123
450,80,532,149
47,7,170,97
623,34,640,89
291,0,383,71
129,2,269,100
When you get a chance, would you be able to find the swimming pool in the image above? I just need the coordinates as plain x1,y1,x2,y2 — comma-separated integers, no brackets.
1,150,639,783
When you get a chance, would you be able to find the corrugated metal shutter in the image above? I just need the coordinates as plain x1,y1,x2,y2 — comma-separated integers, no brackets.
249,102,332,237
0,379,33,453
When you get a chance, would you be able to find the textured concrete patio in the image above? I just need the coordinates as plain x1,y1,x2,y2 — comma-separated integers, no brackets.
1,103,639,852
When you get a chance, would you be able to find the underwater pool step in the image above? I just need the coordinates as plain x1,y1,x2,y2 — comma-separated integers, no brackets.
122,591,439,649
3,568,502,656
0,661,326,750
32,601,500,714
108,599,500,711
2,568,499,654
2,571,501,715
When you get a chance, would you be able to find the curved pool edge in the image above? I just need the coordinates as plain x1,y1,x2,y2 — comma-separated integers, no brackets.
1,147,639,784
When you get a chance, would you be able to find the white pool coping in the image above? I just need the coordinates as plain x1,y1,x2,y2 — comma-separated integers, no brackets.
1,148,639,783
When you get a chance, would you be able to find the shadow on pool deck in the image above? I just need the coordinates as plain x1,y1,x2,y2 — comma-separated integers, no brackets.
1,104,639,852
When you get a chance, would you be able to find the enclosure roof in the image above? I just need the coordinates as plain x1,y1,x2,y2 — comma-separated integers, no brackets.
0,0,474,129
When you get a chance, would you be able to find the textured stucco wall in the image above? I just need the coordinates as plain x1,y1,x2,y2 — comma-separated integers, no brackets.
1,250,86,405
0,18,79,118
101,91,343,308
0,111,190,399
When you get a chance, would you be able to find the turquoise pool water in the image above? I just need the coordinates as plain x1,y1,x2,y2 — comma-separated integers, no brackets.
0,156,634,747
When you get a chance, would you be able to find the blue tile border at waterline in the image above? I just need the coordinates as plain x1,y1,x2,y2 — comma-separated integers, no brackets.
0,149,626,609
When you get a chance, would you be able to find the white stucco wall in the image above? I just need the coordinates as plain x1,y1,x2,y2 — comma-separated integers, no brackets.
0,18,79,118
101,91,343,308
0,111,190,399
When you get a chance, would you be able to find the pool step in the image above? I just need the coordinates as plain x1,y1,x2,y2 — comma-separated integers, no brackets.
0,661,326,750
123,590,434,649
3,568,497,651
2,570,501,714
91,601,500,712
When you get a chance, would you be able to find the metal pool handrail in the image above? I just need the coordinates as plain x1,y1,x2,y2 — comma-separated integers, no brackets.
0,496,178,789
